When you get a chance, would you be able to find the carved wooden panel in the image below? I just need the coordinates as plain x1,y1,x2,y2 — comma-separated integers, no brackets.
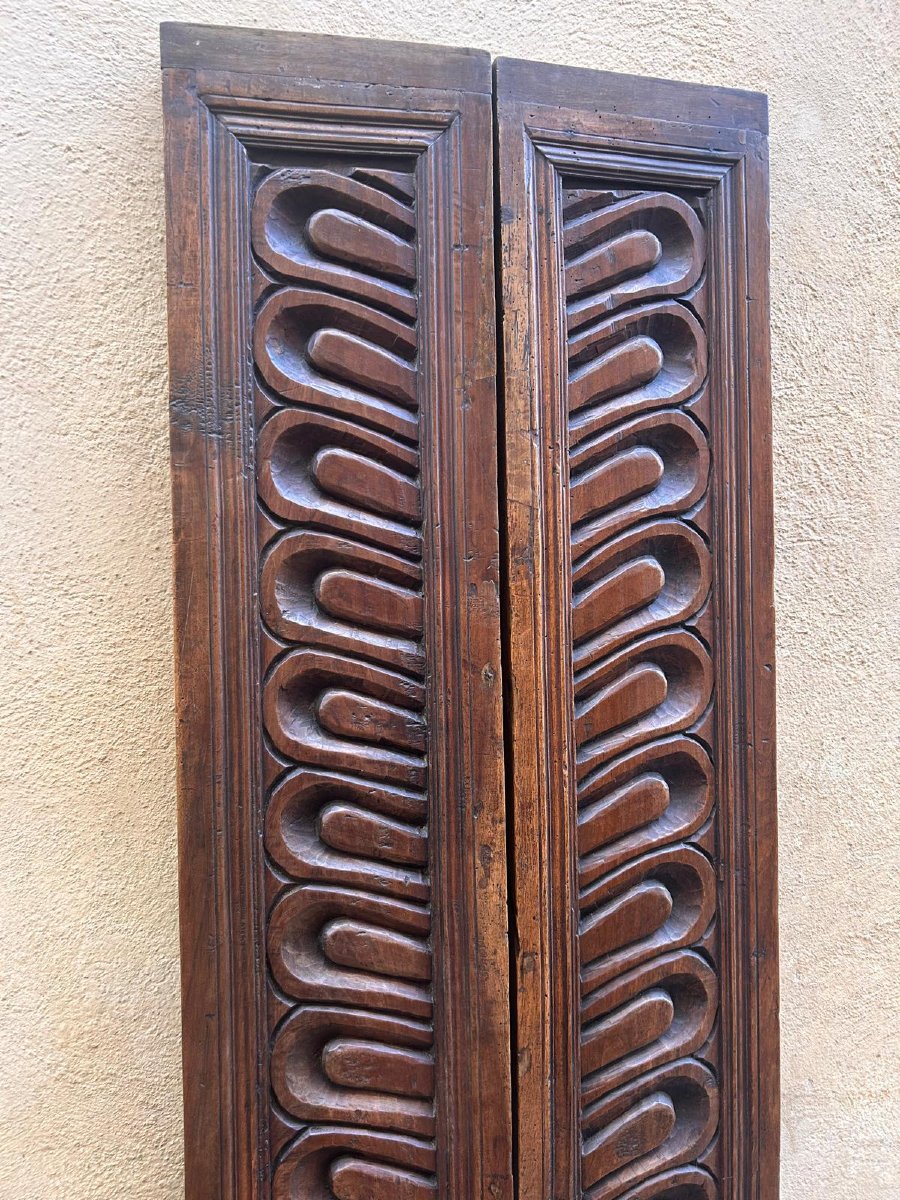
163,29,778,1200
255,159,439,1200
162,25,511,1200
496,60,778,1200
567,184,719,1200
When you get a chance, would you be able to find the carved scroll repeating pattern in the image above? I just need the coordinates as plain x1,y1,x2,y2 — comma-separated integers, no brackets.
563,189,720,1200
251,163,438,1199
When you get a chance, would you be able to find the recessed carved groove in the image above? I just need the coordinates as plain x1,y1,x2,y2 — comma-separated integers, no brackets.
261,530,424,675
270,1005,435,1132
607,1165,717,1200
563,186,719,1198
577,737,713,887
581,951,717,1093
252,170,418,319
255,298,420,441
264,648,426,784
581,1061,719,1200
568,302,707,448
574,630,712,776
268,884,432,1014
252,158,439,1196
352,166,417,203
579,844,717,994
272,1127,437,1200
573,522,711,672
563,192,705,332
570,411,710,571
265,769,429,900
258,408,421,555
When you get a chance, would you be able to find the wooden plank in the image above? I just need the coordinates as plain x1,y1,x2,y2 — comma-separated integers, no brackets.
161,22,491,93
495,56,767,132
161,25,511,1200
495,56,778,1200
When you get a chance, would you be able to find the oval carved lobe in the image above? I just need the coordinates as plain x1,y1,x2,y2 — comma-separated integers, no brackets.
567,229,663,301
260,529,423,673
580,952,718,1096
322,1039,433,1097
581,1061,719,1200
316,689,427,752
581,880,673,966
254,291,419,440
578,773,670,858
307,209,417,281
576,663,669,744
573,556,666,644
315,570,423,637
581,988,674,1078
321,919,432,981
571,446,665,526
319,802,428,866
257,408,421,553
580,848,717,1000
582,1092,676,1188
330,1158,436,1200
309,327,417,407
312,447,420,522
569,336,664,416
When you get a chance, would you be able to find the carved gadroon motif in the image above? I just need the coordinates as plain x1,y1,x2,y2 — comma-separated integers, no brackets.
251,163,437,1200
563,188,720,1200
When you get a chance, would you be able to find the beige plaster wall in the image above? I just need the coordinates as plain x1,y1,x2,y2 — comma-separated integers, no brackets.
0,0,897,1196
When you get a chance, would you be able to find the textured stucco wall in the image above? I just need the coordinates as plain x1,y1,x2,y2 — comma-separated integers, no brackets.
0,0,897,1197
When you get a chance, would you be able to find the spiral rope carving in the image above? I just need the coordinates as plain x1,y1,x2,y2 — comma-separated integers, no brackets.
251,163,437,1199
564,188,720,1200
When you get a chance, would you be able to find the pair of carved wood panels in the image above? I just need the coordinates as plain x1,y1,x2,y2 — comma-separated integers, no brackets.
161,24,778,1200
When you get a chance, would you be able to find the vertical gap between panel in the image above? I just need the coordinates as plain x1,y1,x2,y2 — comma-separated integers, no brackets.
491,59,521,1200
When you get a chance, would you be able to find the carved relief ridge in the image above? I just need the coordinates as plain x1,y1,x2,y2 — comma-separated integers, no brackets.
251,162,437,1200
562,187,720,1200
